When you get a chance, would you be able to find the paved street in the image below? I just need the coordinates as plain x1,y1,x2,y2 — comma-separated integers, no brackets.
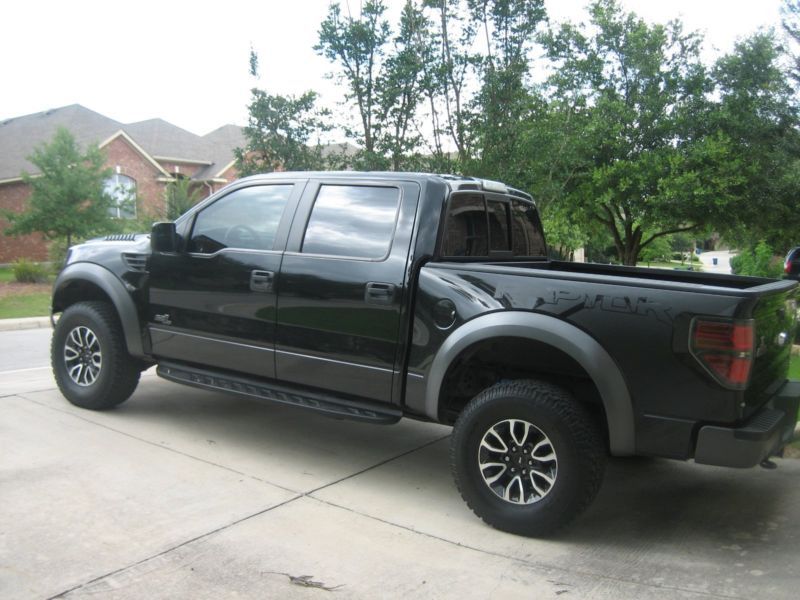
1,327,799,599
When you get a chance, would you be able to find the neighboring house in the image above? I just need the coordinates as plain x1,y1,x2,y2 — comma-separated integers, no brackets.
0,104,245,263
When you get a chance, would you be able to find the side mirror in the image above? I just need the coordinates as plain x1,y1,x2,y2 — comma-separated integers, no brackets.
151,222,178,253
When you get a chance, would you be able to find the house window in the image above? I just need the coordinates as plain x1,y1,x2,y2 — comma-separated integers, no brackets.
104,173,137,219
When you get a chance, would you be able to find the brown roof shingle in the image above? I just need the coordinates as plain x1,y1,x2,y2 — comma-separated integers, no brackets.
0,104,244,182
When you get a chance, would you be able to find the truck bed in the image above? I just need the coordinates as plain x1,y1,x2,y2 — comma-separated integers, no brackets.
421,259,798,441
505,259,796,295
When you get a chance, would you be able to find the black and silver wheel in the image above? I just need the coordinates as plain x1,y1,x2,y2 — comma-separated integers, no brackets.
63,325,103,387
478,418,558,504
451,379,605,536
52,301,141,410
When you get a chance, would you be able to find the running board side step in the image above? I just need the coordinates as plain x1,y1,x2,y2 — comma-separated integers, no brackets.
156,361,402,424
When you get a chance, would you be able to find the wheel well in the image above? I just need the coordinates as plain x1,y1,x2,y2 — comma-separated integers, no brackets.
52,280,114,314
438,336,607,436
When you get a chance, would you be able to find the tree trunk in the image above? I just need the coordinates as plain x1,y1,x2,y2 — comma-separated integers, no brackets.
615,237,640,266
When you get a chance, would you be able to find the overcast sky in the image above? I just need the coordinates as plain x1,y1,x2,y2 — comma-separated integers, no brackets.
0,0,785,138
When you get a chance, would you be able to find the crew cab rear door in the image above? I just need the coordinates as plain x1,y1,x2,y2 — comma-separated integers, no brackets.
274,178,420,404
148,180,304,378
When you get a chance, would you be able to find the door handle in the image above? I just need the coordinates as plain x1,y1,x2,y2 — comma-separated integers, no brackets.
250,270,274,292
365,282,396,305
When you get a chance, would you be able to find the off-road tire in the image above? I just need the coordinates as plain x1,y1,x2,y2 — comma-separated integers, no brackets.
450,379,605,537
52,301,140,410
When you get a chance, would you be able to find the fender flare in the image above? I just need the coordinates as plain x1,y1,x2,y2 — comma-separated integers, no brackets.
424,311,635,456
52,262,145,358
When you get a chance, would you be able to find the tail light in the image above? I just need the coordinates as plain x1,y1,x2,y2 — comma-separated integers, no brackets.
785,257,792,274
689,318,755,389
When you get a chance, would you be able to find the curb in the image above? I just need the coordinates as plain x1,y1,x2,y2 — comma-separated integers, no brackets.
0,316,52,332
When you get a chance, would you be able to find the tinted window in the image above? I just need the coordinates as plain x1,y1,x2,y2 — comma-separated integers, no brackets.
488,200,511,252
442,193,546,257
442,194,488,257
510,201,547,256
188,185,292,254
302,185,400,259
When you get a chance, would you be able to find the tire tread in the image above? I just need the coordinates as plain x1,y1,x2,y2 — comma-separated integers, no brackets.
450,379,605,536
51,301,140,410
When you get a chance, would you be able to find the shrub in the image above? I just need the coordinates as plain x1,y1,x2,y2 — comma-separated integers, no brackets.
13,259,50,283
731,241,783,278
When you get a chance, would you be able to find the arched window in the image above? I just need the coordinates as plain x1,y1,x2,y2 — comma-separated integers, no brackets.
104,173,137,219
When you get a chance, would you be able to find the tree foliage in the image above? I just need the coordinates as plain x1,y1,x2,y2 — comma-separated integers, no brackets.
240,0,800,265
164,177,204,220
730,241,784,278
235,49,331,175
781,0,800,84
3,127,115,254
711,32,800,251
535,0,748,265
316,1,433,170
469,0,546,182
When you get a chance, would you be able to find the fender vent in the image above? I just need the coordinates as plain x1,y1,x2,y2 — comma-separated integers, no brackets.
122,252,147,272
105,233,137,242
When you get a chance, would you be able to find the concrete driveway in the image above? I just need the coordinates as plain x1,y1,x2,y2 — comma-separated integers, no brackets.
1,328,799,599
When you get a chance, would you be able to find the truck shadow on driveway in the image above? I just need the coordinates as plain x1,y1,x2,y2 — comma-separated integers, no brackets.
108,379,797,554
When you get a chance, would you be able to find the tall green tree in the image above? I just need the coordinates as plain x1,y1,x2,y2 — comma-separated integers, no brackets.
3,127,115,254
375,1,429,170
316,0,392,169
781,0,800,84
469,0,546,181
539,0,740,265
711,32,800,252
422,0,480,167
235,50,331,175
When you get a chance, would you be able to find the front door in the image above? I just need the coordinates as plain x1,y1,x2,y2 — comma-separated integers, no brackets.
275,179,420,403
148,182,302,378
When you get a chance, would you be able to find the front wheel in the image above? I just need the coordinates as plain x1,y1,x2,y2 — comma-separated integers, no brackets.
52,301,140,410
450,380,606,536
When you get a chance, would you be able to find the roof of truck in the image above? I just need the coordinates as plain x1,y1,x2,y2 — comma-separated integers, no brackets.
234,171,534,202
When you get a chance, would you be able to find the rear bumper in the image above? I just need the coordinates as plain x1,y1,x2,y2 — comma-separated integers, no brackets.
694,381,800,468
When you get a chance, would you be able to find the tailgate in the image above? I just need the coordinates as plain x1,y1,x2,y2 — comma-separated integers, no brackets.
744,284,799,415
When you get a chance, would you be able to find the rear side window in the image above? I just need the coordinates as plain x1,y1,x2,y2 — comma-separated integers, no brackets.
442,193,546,258
509,201,547,256
302,185,400,259
488,200,511,252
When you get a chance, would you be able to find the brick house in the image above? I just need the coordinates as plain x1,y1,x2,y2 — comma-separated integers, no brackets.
0,104,245,263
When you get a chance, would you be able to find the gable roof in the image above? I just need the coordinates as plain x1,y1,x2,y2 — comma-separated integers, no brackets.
124,118,214,164
0,104,244,183
0,105,122,182
197,124,247,179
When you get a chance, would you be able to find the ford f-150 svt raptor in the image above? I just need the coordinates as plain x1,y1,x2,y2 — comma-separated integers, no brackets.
50,172,800,536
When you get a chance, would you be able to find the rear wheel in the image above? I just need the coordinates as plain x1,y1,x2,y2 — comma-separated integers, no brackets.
52,301,140,410
450,379,605,536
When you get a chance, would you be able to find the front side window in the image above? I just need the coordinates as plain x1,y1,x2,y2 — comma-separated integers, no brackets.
104,174,137,219
188,185,292,254
302,185,400,259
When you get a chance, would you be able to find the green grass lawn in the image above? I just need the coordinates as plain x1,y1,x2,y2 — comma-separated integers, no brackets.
789,354,800,381
637,259,703,271
0,265,14,283
0,291,51,319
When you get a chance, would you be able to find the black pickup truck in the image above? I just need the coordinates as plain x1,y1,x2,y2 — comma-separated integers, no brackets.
50,172,800,536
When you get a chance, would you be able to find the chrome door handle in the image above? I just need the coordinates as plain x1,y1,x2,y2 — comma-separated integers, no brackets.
250,270,274,292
